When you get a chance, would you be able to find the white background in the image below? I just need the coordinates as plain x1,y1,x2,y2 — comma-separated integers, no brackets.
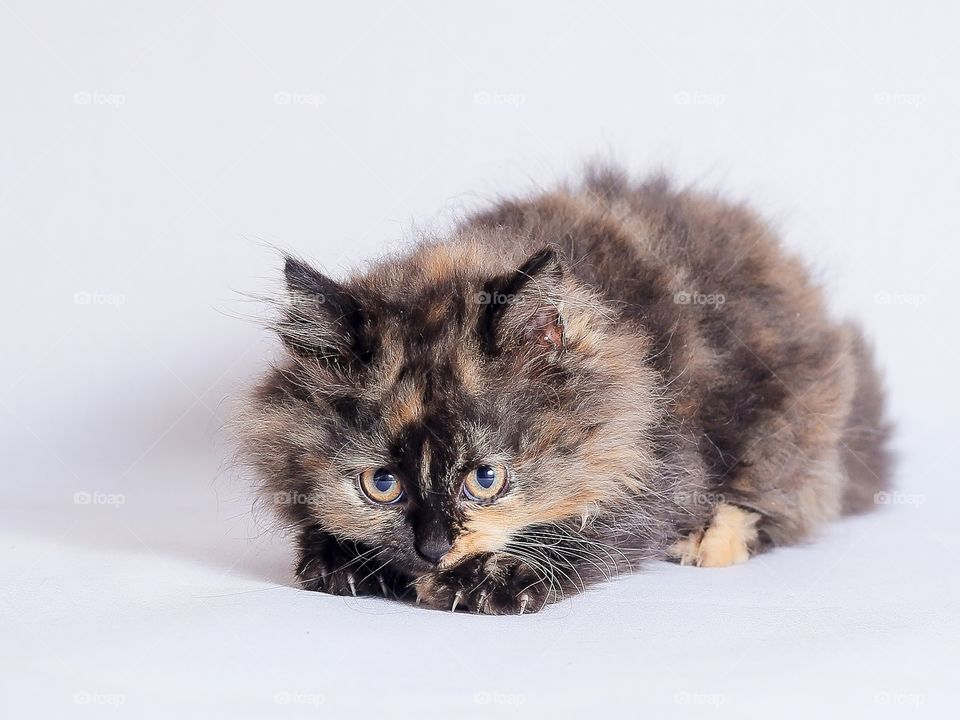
1,1,958,718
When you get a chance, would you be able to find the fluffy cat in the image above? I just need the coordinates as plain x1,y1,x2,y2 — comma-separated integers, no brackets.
238,167,891,614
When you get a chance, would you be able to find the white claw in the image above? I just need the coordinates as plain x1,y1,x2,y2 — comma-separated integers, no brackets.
451,591,464,613
476,591,488,614
378,575,390,597
347,574,357,597
518,595,529,615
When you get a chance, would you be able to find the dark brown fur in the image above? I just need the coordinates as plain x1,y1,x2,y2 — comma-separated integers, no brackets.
238,167,892,613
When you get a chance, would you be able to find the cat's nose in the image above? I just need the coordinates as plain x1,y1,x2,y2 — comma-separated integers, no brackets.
415,535,452,565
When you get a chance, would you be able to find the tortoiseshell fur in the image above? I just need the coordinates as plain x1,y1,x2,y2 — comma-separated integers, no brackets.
238,167,892,614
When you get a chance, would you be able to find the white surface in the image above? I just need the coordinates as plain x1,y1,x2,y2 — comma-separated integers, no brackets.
1,1,958,718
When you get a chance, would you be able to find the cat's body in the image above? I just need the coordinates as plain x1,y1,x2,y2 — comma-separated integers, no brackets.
240,168,891,613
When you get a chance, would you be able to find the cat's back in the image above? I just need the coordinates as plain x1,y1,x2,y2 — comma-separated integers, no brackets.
463,167,830,350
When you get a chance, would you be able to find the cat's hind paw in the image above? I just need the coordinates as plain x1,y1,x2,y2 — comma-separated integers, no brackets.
669,503,760,568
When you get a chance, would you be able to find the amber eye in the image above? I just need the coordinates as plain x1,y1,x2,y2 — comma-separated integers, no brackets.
462,464,508,502
359,468,404,504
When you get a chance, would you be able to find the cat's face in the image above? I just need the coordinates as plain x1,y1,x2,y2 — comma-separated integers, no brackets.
243,239,659,577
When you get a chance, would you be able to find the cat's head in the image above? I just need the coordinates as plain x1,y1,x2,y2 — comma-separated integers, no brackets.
241,238,660,576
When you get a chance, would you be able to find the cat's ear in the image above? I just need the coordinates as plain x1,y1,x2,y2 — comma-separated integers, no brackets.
483,247,565,352
279,256,367,370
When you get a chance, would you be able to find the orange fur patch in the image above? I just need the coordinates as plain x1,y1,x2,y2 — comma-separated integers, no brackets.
441,488,605,567
385,381,425,436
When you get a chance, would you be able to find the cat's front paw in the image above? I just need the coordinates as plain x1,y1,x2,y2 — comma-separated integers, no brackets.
297,530,398,598
414,554,549,615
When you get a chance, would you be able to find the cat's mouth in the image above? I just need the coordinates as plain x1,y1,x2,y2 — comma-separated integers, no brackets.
390,546,452,576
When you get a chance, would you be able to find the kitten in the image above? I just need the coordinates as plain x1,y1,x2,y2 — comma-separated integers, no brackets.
239,167,891,614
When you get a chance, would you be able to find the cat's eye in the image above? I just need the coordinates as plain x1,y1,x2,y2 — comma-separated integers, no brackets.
462,464,508,502
359,468,404,504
